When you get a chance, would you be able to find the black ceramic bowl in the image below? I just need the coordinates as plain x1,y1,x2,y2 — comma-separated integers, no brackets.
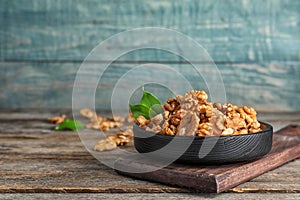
133,121,273,164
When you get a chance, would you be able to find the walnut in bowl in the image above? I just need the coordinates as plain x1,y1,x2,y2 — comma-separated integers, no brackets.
133,90,273,164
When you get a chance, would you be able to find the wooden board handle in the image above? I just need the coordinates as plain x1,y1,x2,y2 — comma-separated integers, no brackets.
275,125,300,136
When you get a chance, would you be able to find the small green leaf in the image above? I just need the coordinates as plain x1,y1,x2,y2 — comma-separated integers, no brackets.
149,104,164,118
140,90,161,108
129,104,150,119
54,119,84,131
129,88,163,120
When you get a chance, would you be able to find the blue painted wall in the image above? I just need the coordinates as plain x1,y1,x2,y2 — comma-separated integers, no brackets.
0,0,299,111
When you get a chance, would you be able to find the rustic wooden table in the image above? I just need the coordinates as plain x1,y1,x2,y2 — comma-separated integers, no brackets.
0,110,299,199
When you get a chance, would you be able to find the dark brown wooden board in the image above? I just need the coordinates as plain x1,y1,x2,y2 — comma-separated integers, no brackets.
115,125,300,193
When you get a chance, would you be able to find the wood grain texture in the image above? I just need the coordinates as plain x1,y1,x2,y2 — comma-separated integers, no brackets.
0,0,299,63
0,61,299,111
0,110,299,196
1,193,300,200
0,0,299,110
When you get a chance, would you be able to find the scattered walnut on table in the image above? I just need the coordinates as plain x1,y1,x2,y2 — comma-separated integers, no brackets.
107,135,129,146
78,109,135,151
127,112,136,123
80,109,97,120
116,129,133,138
93,127,134,152
47,114,66,124
94,138,117,151
109,116,125,123
80,109,125,132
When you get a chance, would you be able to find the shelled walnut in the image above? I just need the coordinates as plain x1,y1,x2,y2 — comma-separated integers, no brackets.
80,109,125,131
137,90,262,136
79,109,134,151
93,128,133,152
48,114,66,124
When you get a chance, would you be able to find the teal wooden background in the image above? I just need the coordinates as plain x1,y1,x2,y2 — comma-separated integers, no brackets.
0,0,299,111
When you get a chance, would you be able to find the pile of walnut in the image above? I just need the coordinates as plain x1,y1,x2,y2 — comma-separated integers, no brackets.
80,109,134,151
137,90,262,137
48,109,134,152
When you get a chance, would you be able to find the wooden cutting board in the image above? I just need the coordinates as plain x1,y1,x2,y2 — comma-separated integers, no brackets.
115,125,300,193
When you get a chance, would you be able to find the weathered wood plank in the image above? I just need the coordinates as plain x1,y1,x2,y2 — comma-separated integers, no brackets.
0,0,299,62
1,193,300,200
0,111,299,194
0,61,299,111
0,158,299,193
0,146,299,193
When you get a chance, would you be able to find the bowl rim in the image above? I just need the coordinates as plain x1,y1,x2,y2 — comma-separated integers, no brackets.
134,121,273,139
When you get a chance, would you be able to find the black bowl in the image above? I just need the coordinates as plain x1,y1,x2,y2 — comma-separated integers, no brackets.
133,121,273,164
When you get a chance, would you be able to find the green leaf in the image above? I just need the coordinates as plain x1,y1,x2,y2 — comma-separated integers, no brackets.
140,89,161,108
129,88,163,120
149,104,164,118
129,104,150,120
54,119,84,131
